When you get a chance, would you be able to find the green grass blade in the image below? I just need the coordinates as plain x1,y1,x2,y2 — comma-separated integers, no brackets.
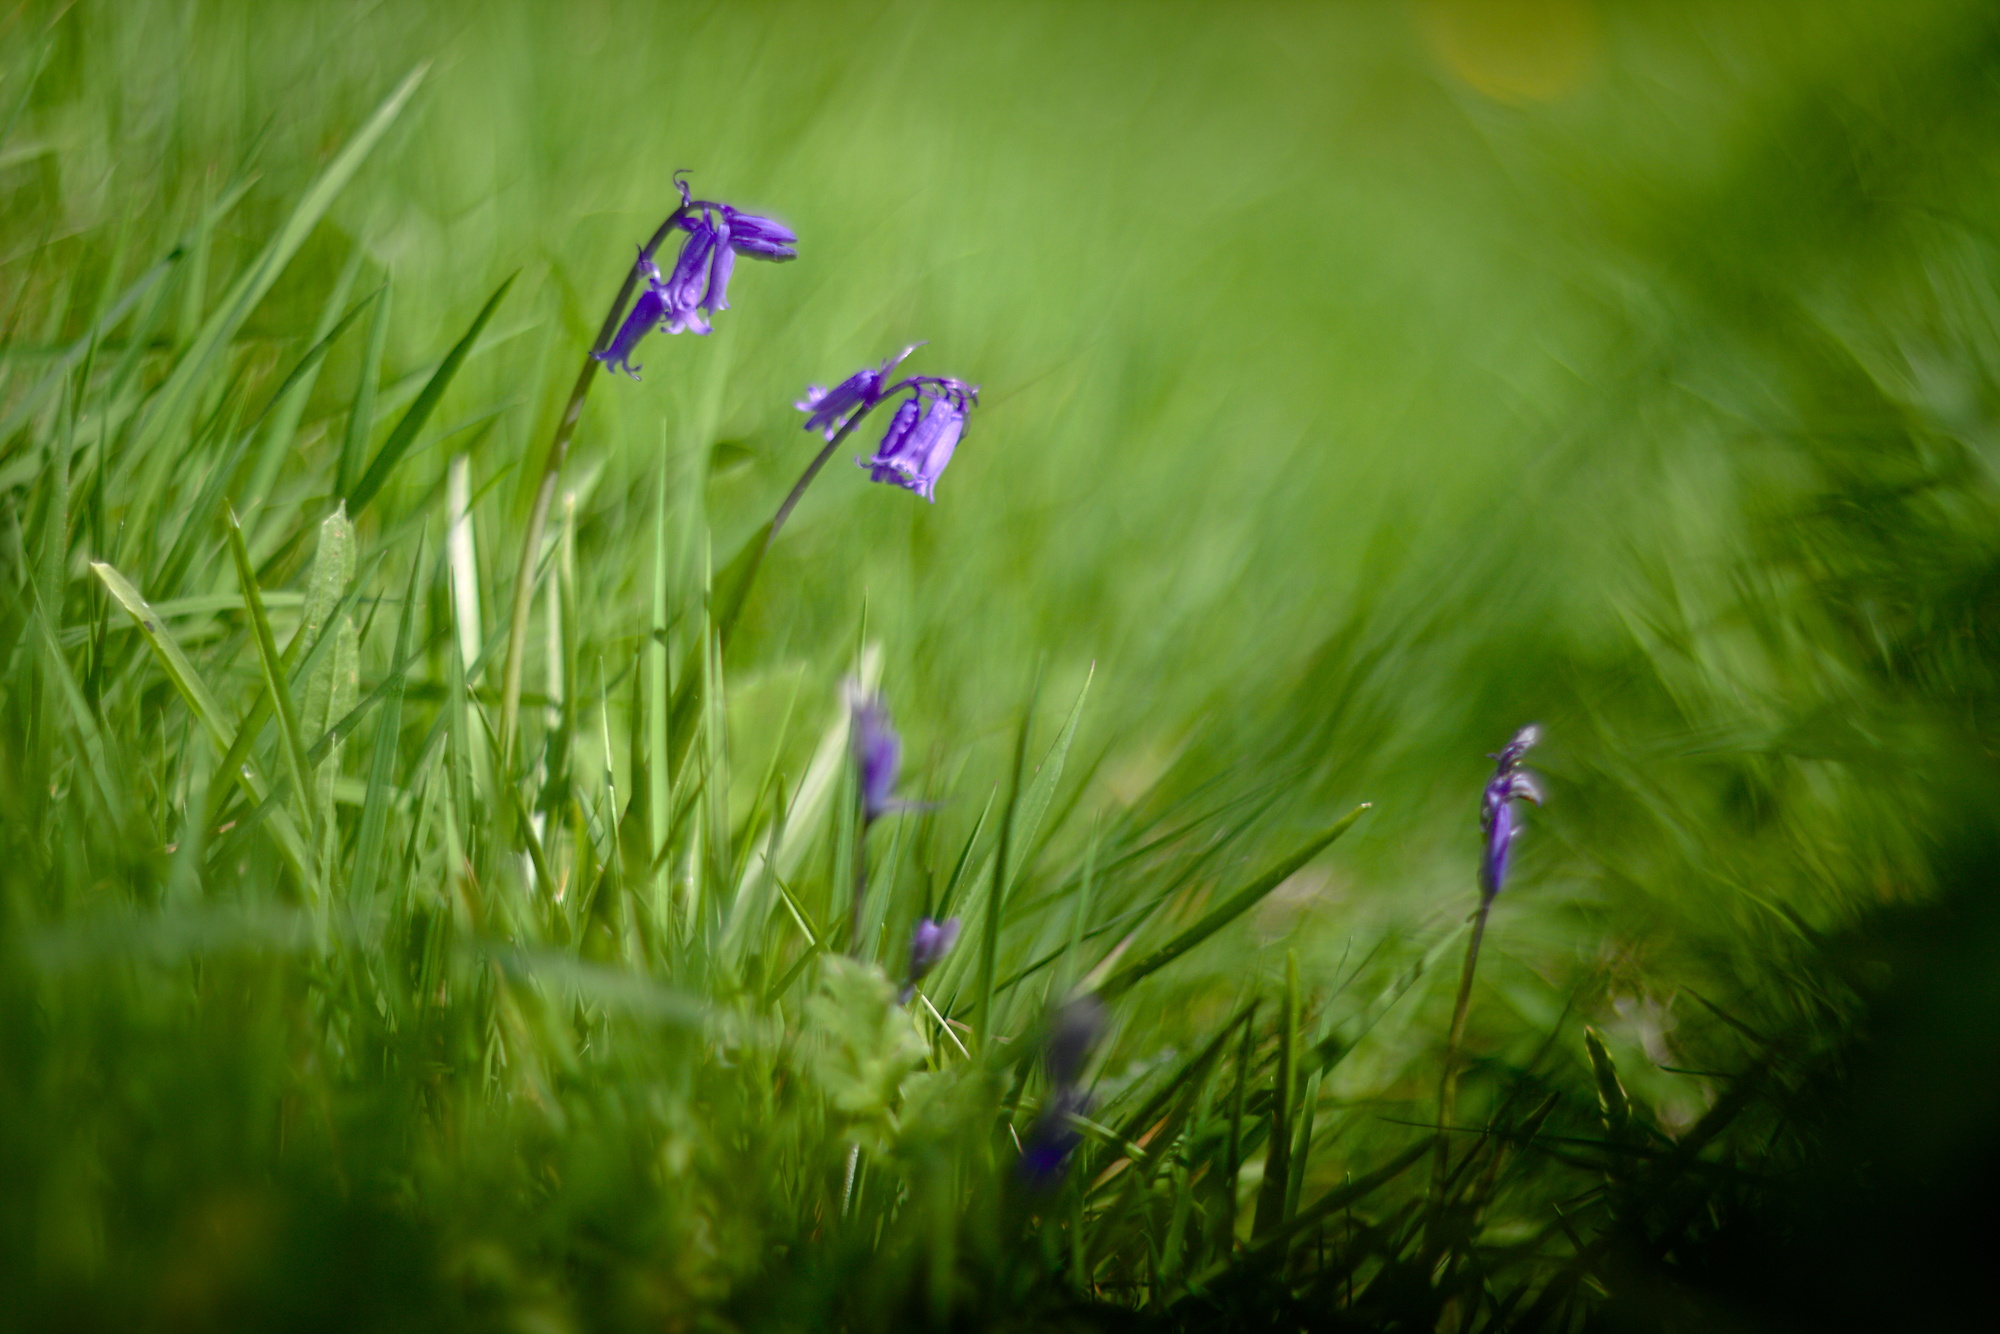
245,253,368,514
0,178,256,441
936,667,1090,1007
297,506,358,842
29,600,128,827
337,278,391,498
1253,952,1298,1238
977,679,1038,1049
225,507,315,840
350,544,423,903
1097,804,1370,1002
201,567,375,833
346,272,515,517
90,559,312,883
123,64,426,467
1211,1140,1432,1275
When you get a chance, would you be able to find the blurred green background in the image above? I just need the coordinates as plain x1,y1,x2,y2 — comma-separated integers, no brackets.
9,0,2000,1324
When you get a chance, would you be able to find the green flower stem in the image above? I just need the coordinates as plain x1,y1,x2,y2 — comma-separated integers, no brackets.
498,206,687,772
1433,889,1495,1201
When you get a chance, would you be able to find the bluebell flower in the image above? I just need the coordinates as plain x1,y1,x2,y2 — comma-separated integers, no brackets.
591,178,797,376
849,689,903,825
795,345,921,440
1019,1087,1088,1191
715,206,798,260
658,215,724,336
898,916,960,1003
1479,724,1543,897
661,203,798,332
1018,995,1107,1190
858,377,978,502
594,256,668,379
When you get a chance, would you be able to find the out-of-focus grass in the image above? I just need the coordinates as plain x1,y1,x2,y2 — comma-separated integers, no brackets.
6,0,2000,1327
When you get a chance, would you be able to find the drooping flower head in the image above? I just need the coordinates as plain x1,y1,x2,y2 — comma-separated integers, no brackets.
898,916,960,1003
847,686,903,825
591,175,797,377
857,375,979,503
1018,994,1108,1190
795,345,922,440
1479,724,1544,897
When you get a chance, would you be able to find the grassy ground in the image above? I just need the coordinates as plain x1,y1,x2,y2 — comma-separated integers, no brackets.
4,1,1999,1328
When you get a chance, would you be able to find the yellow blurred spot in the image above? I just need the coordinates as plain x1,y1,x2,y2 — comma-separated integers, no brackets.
1411,0,1603,104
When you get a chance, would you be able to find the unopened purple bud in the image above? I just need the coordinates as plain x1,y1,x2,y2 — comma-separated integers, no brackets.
909,916,959,979
722,206,798,260
1479,725,1543,897
1491,723,1541,773
850,691,902,825
795,345,921,441
899,916,960,1002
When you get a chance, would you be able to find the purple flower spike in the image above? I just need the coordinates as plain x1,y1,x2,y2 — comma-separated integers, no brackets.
796,345,922,440
849,689,903,825
1018,995,1108,1189
1019,1088,1088,1191
899,916,961,1002
858,377,978,502
1479,724,1544,897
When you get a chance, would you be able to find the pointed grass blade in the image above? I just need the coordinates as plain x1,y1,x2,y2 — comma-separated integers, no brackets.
336,279,391,497
0,176,257,441
935,667,1093,1008
1253,952,1299,1238
346,273,515,517
225,507,315,839
91,560,311,882
1097,804,1370,1002
350,544,424,902
124,64,427,467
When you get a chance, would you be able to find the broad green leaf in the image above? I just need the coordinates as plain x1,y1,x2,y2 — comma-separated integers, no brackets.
804,956,929,1152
